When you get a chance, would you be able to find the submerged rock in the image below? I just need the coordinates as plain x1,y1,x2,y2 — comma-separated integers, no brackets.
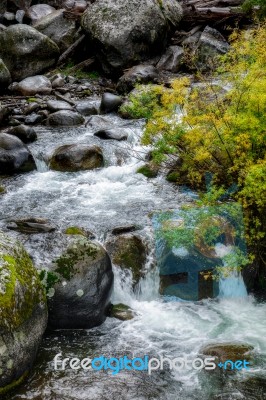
0,24,59,81
117,65,159,93
81,0,183,73
7,125,37,144
44,236,113,329
108,303,135,321
201,342,254,364
49,144,104,172
0,231,47,395
0,133,36,174
106,233,147,285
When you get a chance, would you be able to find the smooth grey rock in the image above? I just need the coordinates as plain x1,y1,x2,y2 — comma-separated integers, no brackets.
94,128,127,141
76,101,98,116
24,113,43,125
47,110,85,126
27,4,56,25
47,100,73,112
45,237,113,329
117,65,159,93
157,45,184,72
0,133,36,174
81,0,183,73
10,75,52,96
0,24,59,81
100,92,122,114
34,9,78,51
7,124,37,143
49,144,103,172
0,231,47,395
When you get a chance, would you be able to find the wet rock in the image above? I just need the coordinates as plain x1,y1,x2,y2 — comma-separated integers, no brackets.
47,100,73,112
49,144,103,172
50,73,65,88
26,4,56,25
15,10,25,24
7,218,55,233
47,110,85,126
0,133,36,174
64,226,95,239
0,58,11,89
100,93,123,114
108,303,135,321
25,113,43,125
111,225,138,235
0,24,59,81
94,128,128,141
75,101,98,116
157,46,184,72
117,65,159,93
106,233,147,285
43,236,113,329
201,343,254,364
7,124,37,143
10,76,52,96
81,0,183,73
137,162,159,178
0,231,47,396
196,26,230,70
35,9,78,52
86,115,113,130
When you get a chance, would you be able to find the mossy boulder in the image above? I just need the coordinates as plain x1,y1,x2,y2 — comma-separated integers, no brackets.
81,0,182,74
108,303,135,321
0,231,47,395
0,24,59,81
137,163,159,178
43,236,113,329
0,58,11,90
106,233,147,285
49,144,103,172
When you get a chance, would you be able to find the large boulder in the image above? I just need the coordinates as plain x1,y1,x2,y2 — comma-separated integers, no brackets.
0,24,59,81
34,9,78,51
81,0,183,73
196,26,230,70
42,236,113,329
49,144,104,172
0,133,36,174
117,64,159,93
106,233,148,285
0,58,11,89
10,76,52,96
7,125,37,144
0,231,47,395
46,110,85,126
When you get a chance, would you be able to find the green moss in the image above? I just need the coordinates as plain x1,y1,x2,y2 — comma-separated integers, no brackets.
65,227,87,237
109,303,134,321
53,238,98,281
137,164,158,178
27,98,38,103
0,186,6,194
0,232,46,331
166,171,180,183
0,370,29,396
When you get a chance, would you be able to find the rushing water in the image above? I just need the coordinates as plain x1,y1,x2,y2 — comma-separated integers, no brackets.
1,107,266,399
